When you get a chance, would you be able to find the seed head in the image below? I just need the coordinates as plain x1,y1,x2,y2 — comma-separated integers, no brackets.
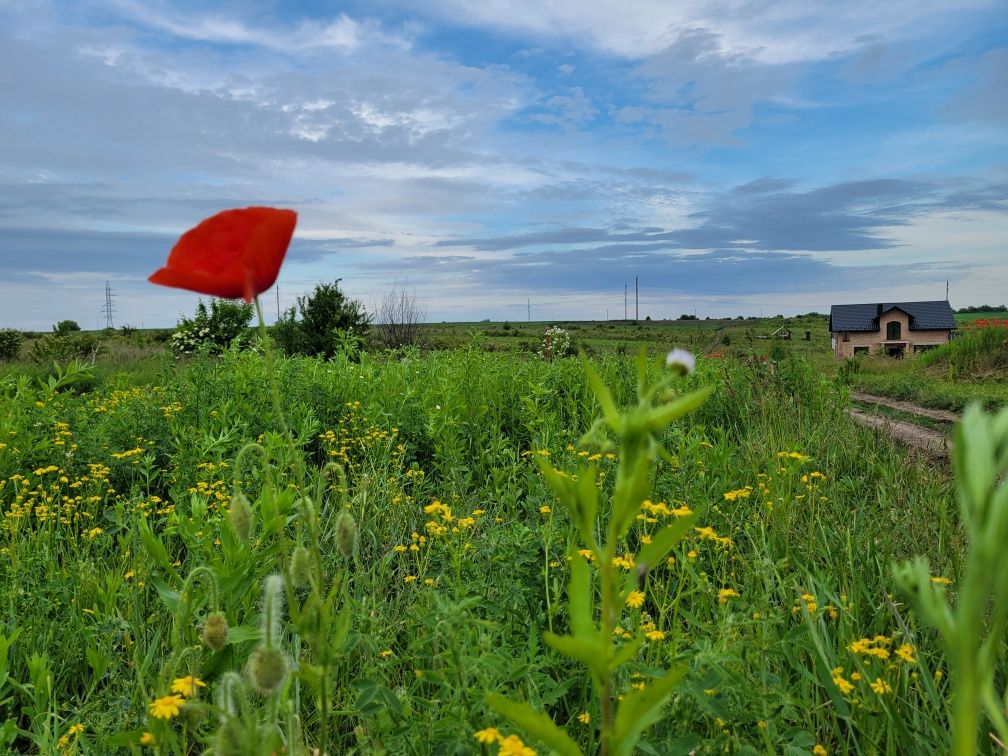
333,509,358,559
289,545,312,588
229,491,254,542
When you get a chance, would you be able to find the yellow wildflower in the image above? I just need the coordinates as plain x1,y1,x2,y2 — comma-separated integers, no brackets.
474,727,502,744
895,644,916,663
578,712,590,724
813,745,827,756
870,677,893,695
930,576,952,585
170,675,206,698
626,590,645,609
498,734,536,755
718,588,740,604
645,630,666,642
139,732,154,746
148,694,184,719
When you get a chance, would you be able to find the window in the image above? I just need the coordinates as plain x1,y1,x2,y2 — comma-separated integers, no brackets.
842,332,849,342
886,321,901,340
853,347,869,356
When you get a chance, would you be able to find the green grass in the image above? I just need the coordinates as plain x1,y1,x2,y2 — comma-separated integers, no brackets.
0,344,981,754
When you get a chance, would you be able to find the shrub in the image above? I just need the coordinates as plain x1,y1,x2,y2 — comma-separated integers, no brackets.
272,281,369,358
537,325,571,361
29,333,101,364
0,328,23,361
170,299,254,355
52,319,81,334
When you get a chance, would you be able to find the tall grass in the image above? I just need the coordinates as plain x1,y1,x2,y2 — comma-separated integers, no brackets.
0,348,978,753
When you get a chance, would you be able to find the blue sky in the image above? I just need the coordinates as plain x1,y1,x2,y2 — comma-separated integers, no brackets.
1,0,1005,328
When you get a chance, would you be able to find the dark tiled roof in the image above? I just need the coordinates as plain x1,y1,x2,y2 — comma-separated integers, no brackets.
829,301,956,332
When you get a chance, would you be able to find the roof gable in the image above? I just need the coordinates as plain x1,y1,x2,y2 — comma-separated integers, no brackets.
829,300,956,332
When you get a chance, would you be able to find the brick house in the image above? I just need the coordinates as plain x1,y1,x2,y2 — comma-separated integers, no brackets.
828,301,956,359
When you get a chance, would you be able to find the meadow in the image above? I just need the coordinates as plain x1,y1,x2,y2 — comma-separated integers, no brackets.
3,321,1003,755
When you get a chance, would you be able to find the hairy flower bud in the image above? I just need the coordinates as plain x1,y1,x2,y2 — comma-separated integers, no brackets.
229,491,253,542
202,611,229,652
289,545,312,588
246,645,288,696
665,348,696,376
333,509,358,559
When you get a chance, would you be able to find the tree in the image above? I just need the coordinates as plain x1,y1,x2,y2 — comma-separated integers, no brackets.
53,320,81,334
374,280,425,350
273,280,369,358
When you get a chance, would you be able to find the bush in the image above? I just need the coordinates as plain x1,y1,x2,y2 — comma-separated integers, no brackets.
0,328,23,361
170,299,254,355
273,281,369,359
537,325,571,361
29,333,101,364
52,320,81,334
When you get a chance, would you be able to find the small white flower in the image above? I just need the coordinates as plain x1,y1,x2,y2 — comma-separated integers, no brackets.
665,348,695,376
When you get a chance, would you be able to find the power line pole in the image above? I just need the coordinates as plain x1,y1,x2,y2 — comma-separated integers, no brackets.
946,280,949,302
635,276,639,323
624,283,627,320
527,298,531,323
101,281,116,328
276,285,280,321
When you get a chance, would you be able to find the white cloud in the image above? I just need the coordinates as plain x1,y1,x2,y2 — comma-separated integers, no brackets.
410,0,998,63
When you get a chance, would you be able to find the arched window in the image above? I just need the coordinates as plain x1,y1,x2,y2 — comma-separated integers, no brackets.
886,321,901,340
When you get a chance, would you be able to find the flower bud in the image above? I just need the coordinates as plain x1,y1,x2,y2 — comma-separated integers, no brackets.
333,509,358,559
229,491,253,542
665,348,695,376
289,545,312,588
202,611,229,652
246,645,288,696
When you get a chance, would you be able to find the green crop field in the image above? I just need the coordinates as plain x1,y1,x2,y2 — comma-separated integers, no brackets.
0,314,1007,754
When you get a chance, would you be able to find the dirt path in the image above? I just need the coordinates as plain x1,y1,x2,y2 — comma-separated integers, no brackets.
848,408,951,457
850,392,960,423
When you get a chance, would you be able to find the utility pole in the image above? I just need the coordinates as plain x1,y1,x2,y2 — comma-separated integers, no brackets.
946,280,949,302
276,286,280,321
635,276,639,323
101,281,115,328
624,284,627,320
527,298,531,323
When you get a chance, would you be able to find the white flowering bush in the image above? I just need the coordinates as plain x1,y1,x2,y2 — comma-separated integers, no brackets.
170,299,253,356
537,325,571,361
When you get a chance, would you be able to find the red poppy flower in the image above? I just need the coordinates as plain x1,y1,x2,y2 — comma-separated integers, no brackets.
149,207,297,301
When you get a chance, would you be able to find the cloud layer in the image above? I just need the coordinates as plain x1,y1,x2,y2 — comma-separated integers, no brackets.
0,0,1005,329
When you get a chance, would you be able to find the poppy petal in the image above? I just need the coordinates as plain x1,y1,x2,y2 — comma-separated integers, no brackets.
150,207,297,300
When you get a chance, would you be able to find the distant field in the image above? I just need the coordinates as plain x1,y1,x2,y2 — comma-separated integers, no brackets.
955,309,1008,323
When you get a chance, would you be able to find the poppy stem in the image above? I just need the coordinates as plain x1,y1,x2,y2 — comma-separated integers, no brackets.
254,297,306,488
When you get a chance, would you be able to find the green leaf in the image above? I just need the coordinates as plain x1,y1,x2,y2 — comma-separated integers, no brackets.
567,552,593,637
612,665,688,756
573,466,600,551
486,693,584,756
138,518,173,574
636,516,696,573
644,385,713,434
536,458,577,511
544,632,608,682
225,625,263,645
150,577,180,613
584,361,620,431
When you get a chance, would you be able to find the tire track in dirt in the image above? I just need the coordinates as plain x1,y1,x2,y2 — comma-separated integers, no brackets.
848,408,951,457
850,392,959,423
